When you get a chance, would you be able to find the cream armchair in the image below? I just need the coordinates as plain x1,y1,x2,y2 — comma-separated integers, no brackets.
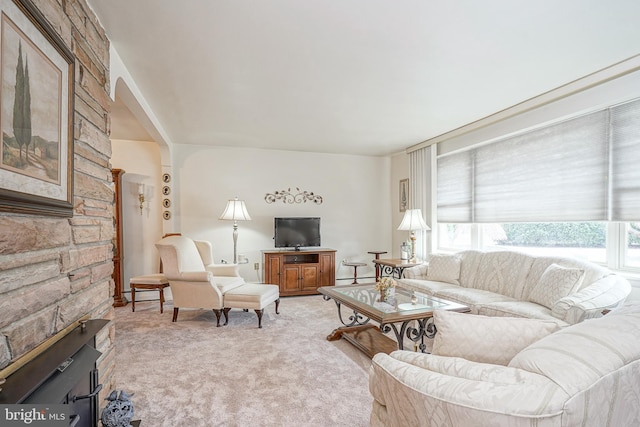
155,235,245,325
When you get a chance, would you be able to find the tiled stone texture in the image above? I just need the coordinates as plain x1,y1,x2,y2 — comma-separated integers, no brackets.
0,0,116,403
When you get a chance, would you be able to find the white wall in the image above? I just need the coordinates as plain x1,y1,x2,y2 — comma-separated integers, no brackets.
171,145,392,283
110,139,164,297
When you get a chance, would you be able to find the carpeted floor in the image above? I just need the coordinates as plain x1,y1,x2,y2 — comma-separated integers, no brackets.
113,295,373,426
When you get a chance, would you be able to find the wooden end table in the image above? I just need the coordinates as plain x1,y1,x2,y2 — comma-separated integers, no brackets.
130,274,170,313
368,251,388,281
343,261,367,284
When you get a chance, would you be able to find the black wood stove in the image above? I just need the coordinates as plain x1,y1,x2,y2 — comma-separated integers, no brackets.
0,319,108,427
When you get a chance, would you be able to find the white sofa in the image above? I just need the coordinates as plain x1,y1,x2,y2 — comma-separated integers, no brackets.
369,305,640,426
399,250,631,325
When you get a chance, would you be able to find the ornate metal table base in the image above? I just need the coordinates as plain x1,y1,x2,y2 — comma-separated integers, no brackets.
381,317,437,352
324,295,370,327
378,264,403,279
323,295,437,353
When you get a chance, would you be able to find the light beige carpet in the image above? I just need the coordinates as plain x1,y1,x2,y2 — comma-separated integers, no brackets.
113,295,373,426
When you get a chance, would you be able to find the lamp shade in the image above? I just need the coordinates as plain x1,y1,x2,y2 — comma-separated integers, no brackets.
219,198,251,221
397,209,429,231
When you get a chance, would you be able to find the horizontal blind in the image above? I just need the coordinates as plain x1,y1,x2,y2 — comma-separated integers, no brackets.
437,151,473,223
611,98,640,221
438,110,610,223
475,111,609,222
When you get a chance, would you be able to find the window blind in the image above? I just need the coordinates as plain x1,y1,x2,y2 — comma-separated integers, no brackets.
438,98,640,223
611,99,640,221
437,151,473,222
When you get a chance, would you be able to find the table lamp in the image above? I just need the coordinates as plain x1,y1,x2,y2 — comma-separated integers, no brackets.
397,209,430,263
219,197,251,264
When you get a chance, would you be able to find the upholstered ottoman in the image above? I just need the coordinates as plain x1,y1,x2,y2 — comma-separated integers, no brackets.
223,284,280,328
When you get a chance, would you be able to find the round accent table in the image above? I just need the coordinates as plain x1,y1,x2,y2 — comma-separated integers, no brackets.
343,261,368,284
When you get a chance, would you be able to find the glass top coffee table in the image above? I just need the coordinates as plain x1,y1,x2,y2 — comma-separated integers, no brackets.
318,284,469,357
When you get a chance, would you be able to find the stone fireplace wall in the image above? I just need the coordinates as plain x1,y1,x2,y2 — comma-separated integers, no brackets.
0,0,116,401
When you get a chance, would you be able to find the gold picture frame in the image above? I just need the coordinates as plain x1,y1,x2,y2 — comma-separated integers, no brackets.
0,0,75,217
399,178,409,212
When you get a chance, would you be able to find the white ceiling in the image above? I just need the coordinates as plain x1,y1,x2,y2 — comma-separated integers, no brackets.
89,0,640,156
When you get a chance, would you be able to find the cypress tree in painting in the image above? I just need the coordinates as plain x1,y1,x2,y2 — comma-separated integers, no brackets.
24,57,32,155
12,40,32,166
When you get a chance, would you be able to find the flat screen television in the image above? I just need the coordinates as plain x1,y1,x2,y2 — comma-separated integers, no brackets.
274,217,321,249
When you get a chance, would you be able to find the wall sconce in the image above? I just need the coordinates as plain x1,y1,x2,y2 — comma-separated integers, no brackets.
137,183,145,215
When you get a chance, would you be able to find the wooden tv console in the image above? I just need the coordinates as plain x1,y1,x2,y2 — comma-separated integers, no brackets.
263,249,336,296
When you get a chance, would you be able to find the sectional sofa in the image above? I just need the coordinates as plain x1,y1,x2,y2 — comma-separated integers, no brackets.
399,250,631,325
369,303,640,426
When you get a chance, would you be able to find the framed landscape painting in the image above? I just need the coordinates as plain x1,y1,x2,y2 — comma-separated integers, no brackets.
0,0,74,217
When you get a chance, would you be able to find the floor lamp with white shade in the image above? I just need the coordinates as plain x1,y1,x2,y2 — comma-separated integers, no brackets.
219,197,251,264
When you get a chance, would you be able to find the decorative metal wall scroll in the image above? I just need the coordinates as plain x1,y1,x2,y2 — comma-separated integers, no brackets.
265,187,323,204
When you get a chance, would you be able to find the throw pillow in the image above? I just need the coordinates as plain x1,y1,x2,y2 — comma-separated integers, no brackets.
426,254,461,285
528,263,584,309
431,310,561,366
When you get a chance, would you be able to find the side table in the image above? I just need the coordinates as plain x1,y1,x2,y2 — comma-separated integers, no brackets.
343,262,367,284
372,258,421,279
368,251,388,281
130,274,170,313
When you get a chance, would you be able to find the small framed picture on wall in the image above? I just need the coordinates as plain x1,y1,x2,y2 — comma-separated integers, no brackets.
399,178,409,212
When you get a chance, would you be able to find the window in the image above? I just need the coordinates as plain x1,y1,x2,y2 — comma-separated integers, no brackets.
435,97,640,273
438,224,472,251
482,222,607,264
625,223,640,268
438,222,607,263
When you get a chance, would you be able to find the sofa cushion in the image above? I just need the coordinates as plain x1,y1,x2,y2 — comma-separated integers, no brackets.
372,351,570,418
431,310,561,365
212,276,246,293
436,287,516,310
527,263,584,309
426,254,461,285
472,251,534,299
509,312,640,396
397,278,457,296
475,300,567,325
457,250,484,288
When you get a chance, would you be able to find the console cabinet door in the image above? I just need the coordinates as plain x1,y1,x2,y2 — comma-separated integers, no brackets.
299,264,319,291
318,253,335,287
264,254,282,285
283,265,302,294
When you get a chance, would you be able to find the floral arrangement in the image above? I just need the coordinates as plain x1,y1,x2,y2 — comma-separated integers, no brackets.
374,277,396,291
